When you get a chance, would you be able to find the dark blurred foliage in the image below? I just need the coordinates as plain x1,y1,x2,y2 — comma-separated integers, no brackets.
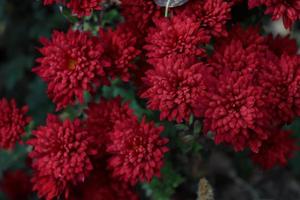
0,0,66,199
1,0,300,200
0,0,67,124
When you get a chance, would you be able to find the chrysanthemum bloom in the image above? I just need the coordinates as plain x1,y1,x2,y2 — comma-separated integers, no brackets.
144,15,210,64
34,29,110,110
85,98,134,154
203,72,271,153
72,162,139,200
0,98,31,149
258,54,300,124
209,39,261,75
141,56,212,123
28,115,97,200
0,170,32,200
179,0,231,37
209,25,270,77
67,0,102,17
120,0,156,36
43,0,102,17
251,130,297,169
107,117,168,185
248,0,300,28
99,25,141,82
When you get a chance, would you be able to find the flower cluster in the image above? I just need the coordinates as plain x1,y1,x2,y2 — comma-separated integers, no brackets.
0,98,31,149
85,98,169,185
26,98,168,199
204,26,299,166
3,0,300,199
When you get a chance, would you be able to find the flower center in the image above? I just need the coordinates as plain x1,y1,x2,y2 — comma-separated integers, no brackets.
66,58,77,70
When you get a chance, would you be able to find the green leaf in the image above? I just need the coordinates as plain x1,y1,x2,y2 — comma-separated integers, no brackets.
142,161,184,200
0,145,29,177
62,8,78,23
101,9,121,27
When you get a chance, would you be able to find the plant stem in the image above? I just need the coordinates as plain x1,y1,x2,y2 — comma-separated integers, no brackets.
164,0,171,17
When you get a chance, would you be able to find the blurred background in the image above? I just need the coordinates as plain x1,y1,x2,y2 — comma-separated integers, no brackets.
1,0,300,200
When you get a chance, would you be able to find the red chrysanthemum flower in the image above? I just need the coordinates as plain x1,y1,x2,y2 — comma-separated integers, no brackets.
0,170,32,200
209,39,261,75
67,0,102,17
144,15,210,64
141,56,212,123
0,98,31,149
248,0,300,28
43,0,102,17
28,115,97,200
266,34,298,56
209,25,270,77
251,130,297,169
203,72,271,153
85,98,134,154
120,0,157,36
34,29,110,110
107,117,168,185
179,0,231,37
258,54,300,124
99,24,141,82
71,162,139,200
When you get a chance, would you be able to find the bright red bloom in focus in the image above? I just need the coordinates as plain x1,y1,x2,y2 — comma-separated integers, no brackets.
204,72,271,153
142,56,212,123
248,0,300,28
85,98,134,154
209,39,261,75
179,0,231,37
34,29,110,110
251,130,297,169
28,115,97,200
0,98,31,149
99,25,141,82
107,117,168,185
43,0,102,17
144,15,210,64
0,170,32,200
67,0,102,17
